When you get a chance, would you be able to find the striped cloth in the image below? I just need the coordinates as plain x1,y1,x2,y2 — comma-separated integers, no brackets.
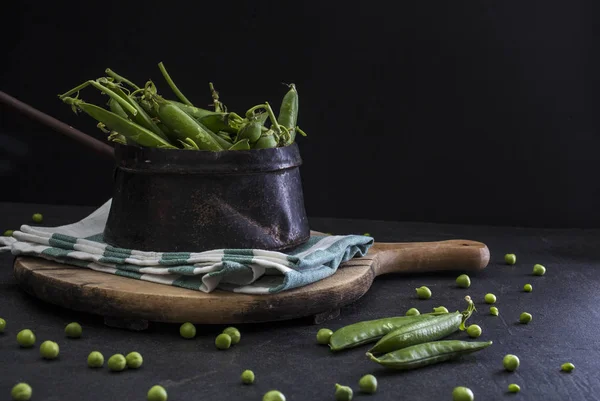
0,200,373,294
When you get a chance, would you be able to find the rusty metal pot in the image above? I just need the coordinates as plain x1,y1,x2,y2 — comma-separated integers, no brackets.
103,142,310,252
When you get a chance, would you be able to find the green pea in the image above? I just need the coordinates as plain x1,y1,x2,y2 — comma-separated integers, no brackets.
316,328,333,345
363,233,370,236
533,264,546,276
11,383,32,401
504,253,516,265
508,383,521,393
4,230,14,237
223,327,241,344
179,322,196,339
503,354,520,371
489,306,499,316
455,274,471,288
126,351,143,368
484,293,497,304
32,213,43,223
519,312,532,324
433,306,449,314
452,386,474,401
466,324,482,338
107,354,127,371
17,329,36,348
523,283,532,292
215,333,232,350
335,384,353,401
147,385,168,401
65,322,82,338
87,351,104,368
561,362,575,372
263,390,286,401
241,369,255,384
0,317,6,332
40,340,59,359
406,308,420,316
416,286,432,299
358,374,377,394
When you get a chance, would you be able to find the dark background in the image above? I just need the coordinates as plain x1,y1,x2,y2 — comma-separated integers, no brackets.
1,0,598,228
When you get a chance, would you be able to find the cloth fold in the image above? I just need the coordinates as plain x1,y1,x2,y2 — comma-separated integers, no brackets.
0,200,373,294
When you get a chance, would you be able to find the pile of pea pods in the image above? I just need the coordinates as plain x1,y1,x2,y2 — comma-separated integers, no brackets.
58,62,306,151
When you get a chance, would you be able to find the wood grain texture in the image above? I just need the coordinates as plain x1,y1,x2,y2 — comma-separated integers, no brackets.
12,239,489,324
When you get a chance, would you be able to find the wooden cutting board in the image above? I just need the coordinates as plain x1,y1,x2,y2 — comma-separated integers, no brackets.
13,237,489,328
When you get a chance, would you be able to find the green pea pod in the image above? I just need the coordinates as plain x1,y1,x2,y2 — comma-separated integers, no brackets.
217,131,233,144
155,101,224,151
237,121,262,144
229,139,250,150
329,315,438,352
366,340,493,371
63,97,176,149
369,312,463,355
108,98,129,119
277,84,298,143
127,96,170,141
253,130,278,149
169,101,242,134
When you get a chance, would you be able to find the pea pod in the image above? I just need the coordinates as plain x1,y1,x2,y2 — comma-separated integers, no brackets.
237,121,262,144
277,84,298,143
369,300,476,354
366,340,493,370
169,101,242,134
63,97,176,149
217,131,234,144
229,139,251,150
253,130,279,149
369,312,463,354
329,315,438,352
108,98,129,119
154,100,224,151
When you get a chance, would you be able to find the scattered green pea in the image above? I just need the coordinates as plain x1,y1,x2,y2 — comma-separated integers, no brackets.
179,322,196,339
335,384,353,401
363,233,370,236
452,386,474,401
484,293,497,304
504,253,516,265
316,328,333,345
0,318,6,332
358,374,377,394
215,333,232,350
455,274,471,288
561,362,575,372
523,283,532,292
503,354,520,371
416,286,432,299
263,390,286,401
11,383,32,401
87,351,104,368
16,329,36,348
519,312,532,324
4,230,14,237
32,213,43,223
490,306,499,316
466,324,482,338
433,306,449,314
406,308,420,316
223,326,241,344
241,369,255,384
107,354,127,371
40,340,59,359
65,322,82,338
147,385,168,401
126,351,143,368
533,264,546,276
508,383,521,393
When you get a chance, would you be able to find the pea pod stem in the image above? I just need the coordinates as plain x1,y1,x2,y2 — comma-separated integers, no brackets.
105,68,140,90
264,102,282,135
209,82,224,112
158,61,193,106
58,81,92,99
88,80,138,116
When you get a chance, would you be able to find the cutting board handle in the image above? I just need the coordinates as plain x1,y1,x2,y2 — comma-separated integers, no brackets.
370,240,490,276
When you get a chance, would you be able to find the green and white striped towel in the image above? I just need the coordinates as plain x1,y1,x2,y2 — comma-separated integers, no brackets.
0,200,373,294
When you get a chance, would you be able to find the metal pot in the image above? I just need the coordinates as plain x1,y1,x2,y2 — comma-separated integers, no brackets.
103,143,310,252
